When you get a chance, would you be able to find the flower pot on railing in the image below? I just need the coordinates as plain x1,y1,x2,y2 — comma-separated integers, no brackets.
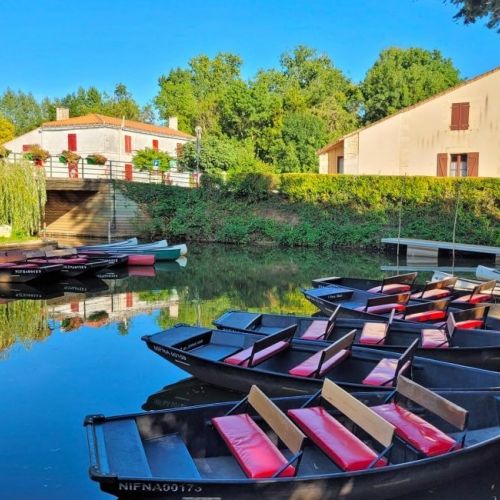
86,154,107,166
23,145,49,167
59,150,81,178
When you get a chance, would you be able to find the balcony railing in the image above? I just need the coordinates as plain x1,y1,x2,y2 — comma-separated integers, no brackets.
6,153,201,188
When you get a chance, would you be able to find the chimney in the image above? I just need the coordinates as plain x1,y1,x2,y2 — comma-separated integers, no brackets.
56,107,70,121
168,116,178,130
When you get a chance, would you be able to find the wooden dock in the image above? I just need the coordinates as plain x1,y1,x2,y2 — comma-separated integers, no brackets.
381,238,500,265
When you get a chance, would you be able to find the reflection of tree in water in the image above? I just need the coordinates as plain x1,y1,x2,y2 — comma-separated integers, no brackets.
0,300,51,357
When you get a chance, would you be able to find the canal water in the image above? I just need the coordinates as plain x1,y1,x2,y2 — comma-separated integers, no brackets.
0,244,497,499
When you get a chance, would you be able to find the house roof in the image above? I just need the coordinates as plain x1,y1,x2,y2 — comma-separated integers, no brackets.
317,66,500,155
41,113,194,139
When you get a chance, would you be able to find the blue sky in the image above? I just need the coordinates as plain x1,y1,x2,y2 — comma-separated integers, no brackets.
1,0,499,106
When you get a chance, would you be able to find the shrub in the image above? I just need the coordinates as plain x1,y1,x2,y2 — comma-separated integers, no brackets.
132,148,171,172
227,172,278,202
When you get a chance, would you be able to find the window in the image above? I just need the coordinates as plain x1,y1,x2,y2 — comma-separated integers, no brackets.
176,143,184,157
436,152,479,177
451,103,469,130
337,156,344,174
67,133,77,151
124,135,132,153
152,139,159,151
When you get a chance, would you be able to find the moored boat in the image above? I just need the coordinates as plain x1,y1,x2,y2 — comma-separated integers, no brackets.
142,324,500,396
432,270,500,298
84,378,500,499
476,265,500,281
0,262,63,283
214,306,500,370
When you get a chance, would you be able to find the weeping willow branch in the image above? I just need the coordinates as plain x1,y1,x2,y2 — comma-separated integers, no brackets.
0,160,46,236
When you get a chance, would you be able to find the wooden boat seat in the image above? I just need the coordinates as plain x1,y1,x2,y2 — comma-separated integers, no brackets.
410,289,451,300
288,379,394,472
300,320,328,340
223,326,296,368
452,294,492,304
421,329,449,349
300,307,340,341
289,331,355,378
362,340,417,387
366,272,417,295
402,310,447,322
355,303,406,315
359,312,394,345
367,283,411,294
371,376,467,457
224,341,288,367
288,407,387,471
371,403,458,456
455,319,484,329
212,385,305,479
212,413,296,478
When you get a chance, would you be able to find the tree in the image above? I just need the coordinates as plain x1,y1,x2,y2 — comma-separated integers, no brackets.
132,148,172,172
448,0,500,31
360,47,461,123
0,116,15,144
0,90,47,135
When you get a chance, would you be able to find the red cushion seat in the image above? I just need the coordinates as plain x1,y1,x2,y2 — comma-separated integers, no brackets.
300,320,328,340
288,407,387,471
371,402,457,457
355,303,406,315
455,319,484,329
288,349,349,378
362,358,409,387
421,329,449,349
224,341,288,367
453,294,492,304
358,323,387,345
404,310,447,323
211,413,295,478
411,289,451,300
367,283,411,294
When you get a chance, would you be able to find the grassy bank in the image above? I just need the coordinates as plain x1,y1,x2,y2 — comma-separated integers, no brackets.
118,174,499,249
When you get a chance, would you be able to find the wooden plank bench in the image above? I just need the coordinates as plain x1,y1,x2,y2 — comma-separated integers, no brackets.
362,339,418,387
452,280,496,305
300,306,340,341
288,379,395,471
289,330,356,378
358,310,395,345
396,299,449,323
212,385,305,479
355,292,410,315
410,277,457,300
371,375,468,457
223,325,296,367
366,272,417,294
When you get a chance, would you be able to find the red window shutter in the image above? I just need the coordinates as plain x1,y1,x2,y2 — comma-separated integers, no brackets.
450,104,460,130
460,103,470,130
436,153,448,176
152,139,159,151
68,134,77,151
124,135,132,153
124,163,133,181
176,143,184,157
467,152,479,177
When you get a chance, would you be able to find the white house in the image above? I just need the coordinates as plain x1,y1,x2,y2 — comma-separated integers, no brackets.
4,108,194,180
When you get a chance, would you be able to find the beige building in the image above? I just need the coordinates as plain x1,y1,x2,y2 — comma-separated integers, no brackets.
318,67,500,178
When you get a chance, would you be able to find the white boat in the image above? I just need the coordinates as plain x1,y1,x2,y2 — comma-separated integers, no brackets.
432,270,500,297
476,265,500,281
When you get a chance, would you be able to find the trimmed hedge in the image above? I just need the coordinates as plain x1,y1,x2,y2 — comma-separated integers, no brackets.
117,174,499,248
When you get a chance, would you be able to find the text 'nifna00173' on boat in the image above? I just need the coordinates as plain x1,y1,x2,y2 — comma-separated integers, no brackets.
84,376,500,499
142,323,500,396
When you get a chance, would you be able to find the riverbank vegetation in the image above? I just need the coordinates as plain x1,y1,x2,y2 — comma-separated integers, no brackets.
0,160,46,240
118,174,499,249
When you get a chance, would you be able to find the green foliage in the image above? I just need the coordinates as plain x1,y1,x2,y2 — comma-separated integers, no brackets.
448,0,500,31
132,148,172,172
0,89,49,135
118,175,499,249
361,48,461,123
0,145,11,158
0,160,46,236
23,145,50,162
86,153,107,165
0,115,15,144
59,150,81,164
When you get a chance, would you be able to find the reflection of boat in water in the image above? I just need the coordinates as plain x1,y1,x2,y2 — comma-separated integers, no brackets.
96,266,156,280
0,281,63,300
142,377,242,411
57,276,109,294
